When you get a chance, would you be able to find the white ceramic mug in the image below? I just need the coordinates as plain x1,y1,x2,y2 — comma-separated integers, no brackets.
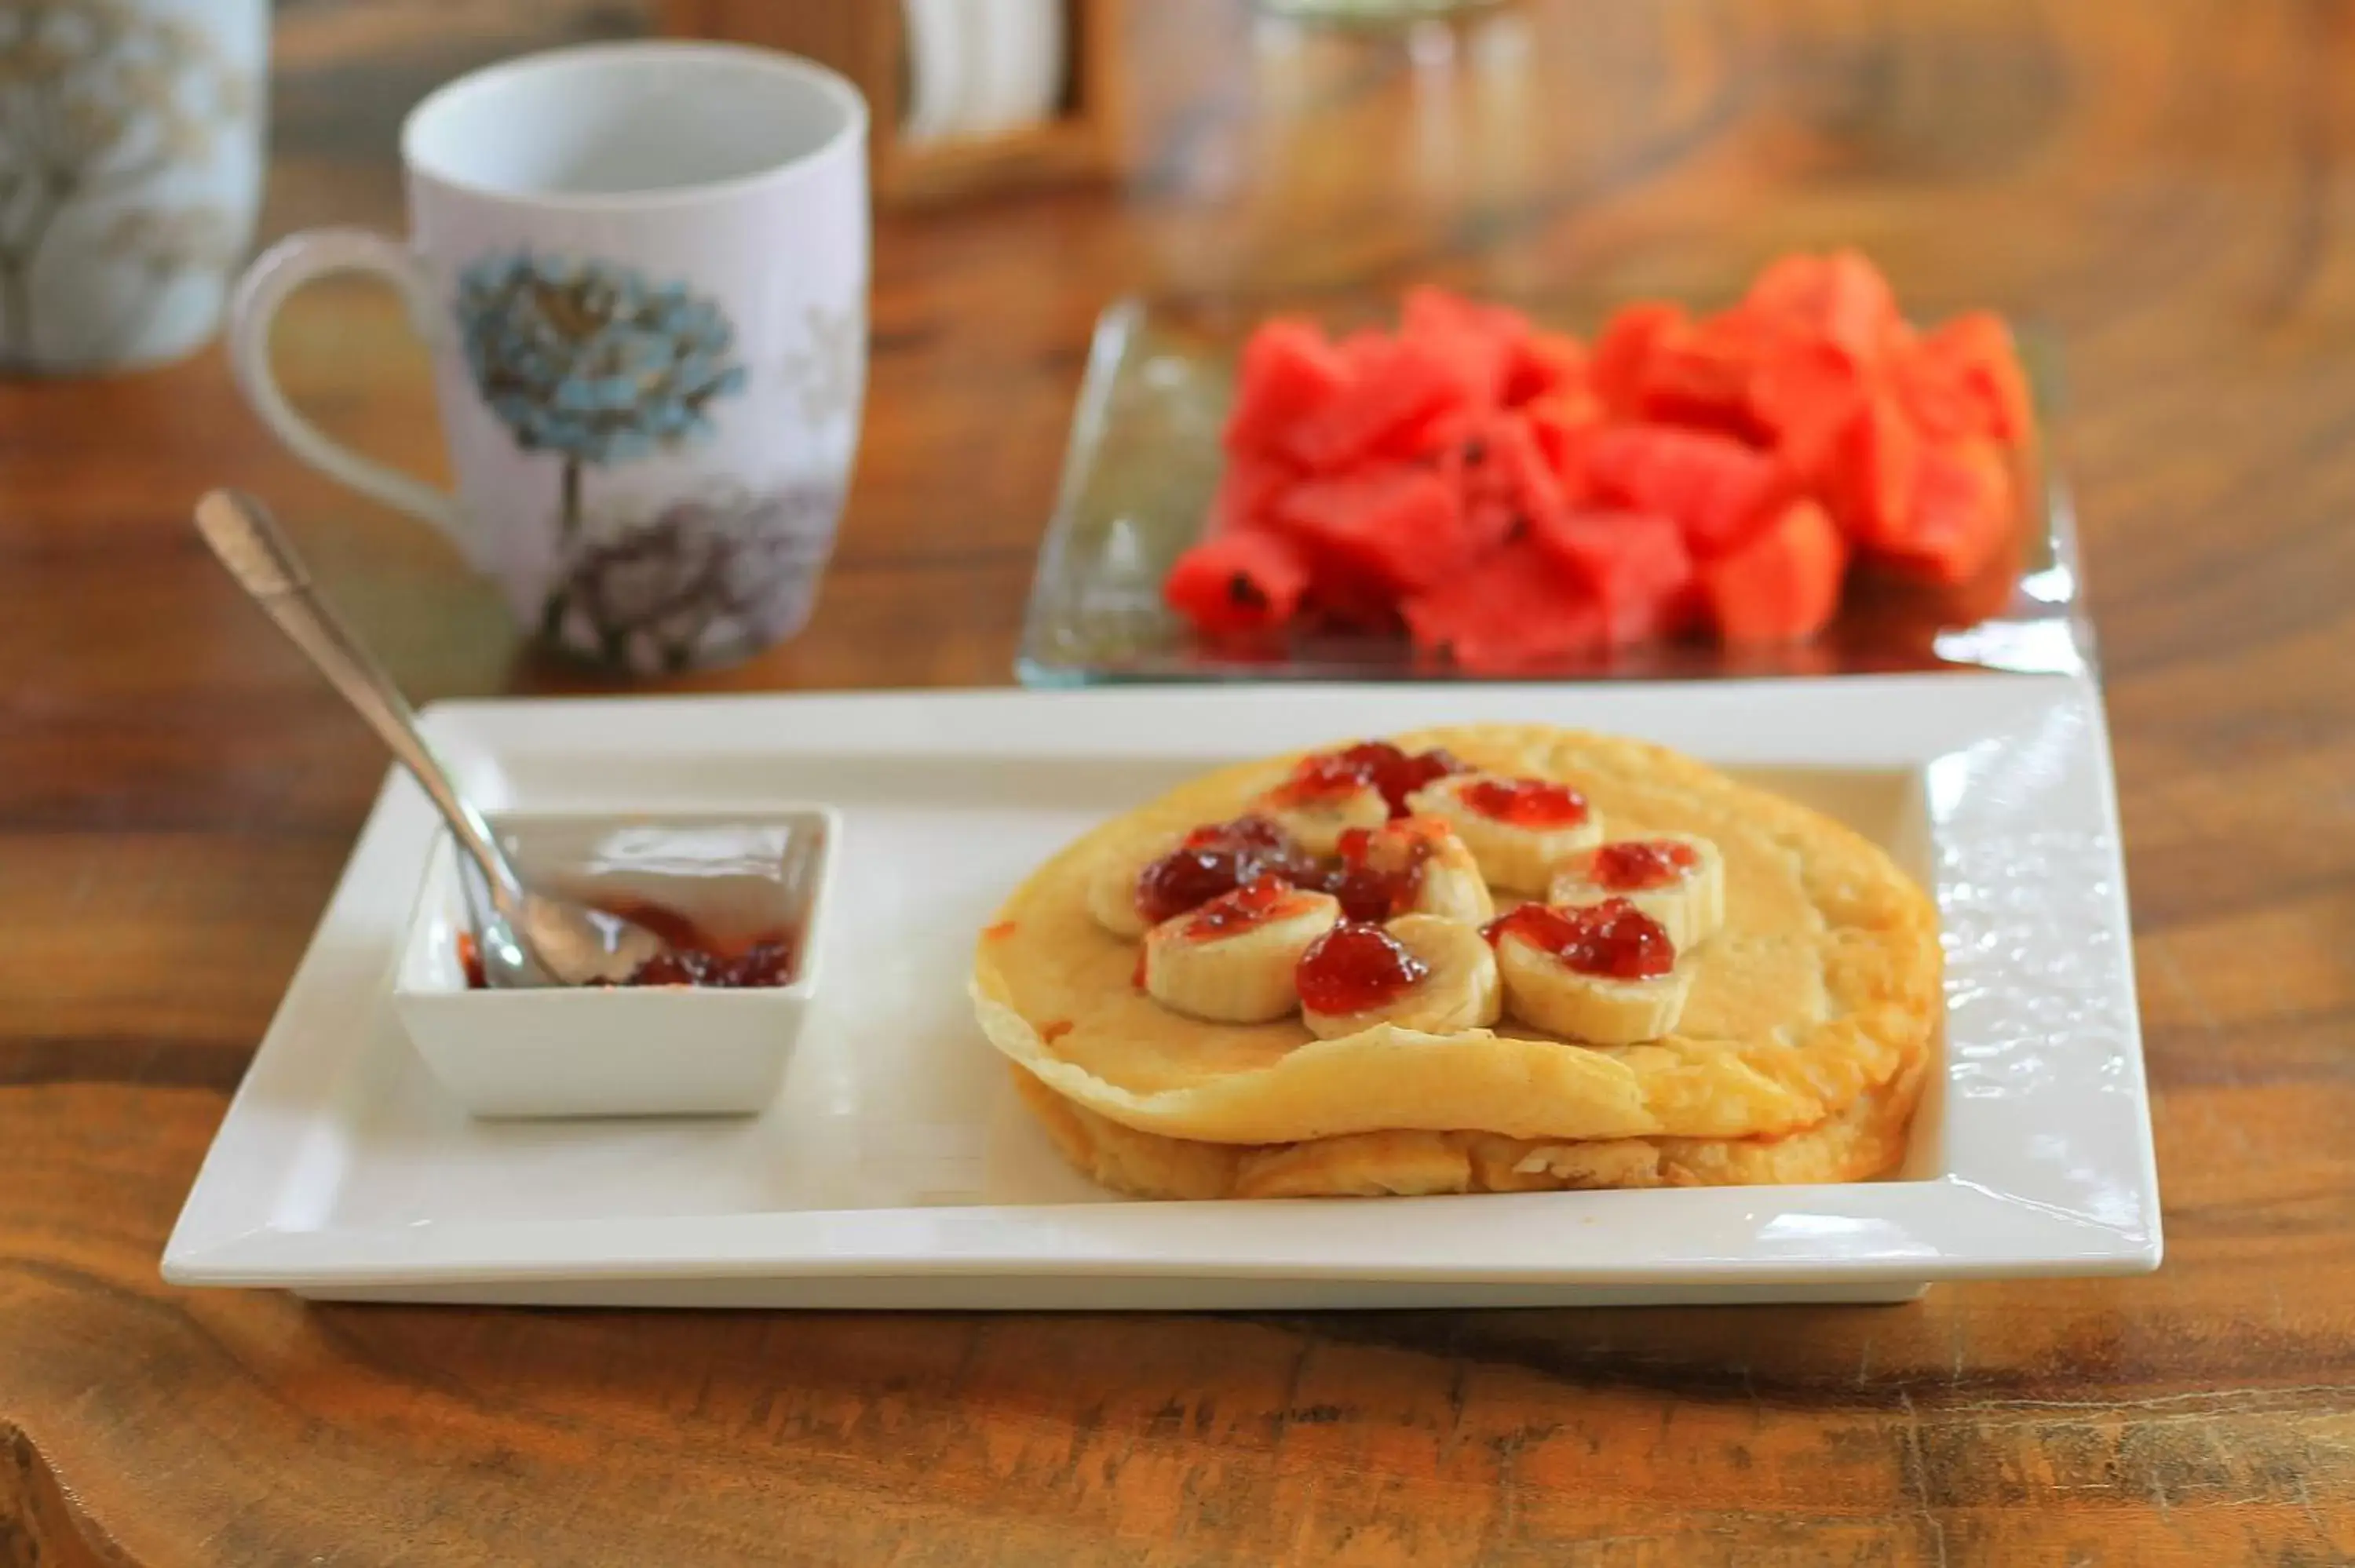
228,42,870,673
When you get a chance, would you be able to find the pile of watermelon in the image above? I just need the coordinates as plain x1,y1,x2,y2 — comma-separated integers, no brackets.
1163,251,2032,673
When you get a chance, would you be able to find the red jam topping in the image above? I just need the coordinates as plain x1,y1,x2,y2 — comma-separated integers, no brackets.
625,939,796,989
1324,824,1433,923
1339,741,1466,815
1181,815,1291,851
1181,874,1308,939
1590,839,1700,892
459,896,800,990
1269,751,1382,806
1295,923,1429,1016
1270,742,1466,818
1481,898,1674,979
601,897,798,988
1136,815,1320,926
1457,777,1591,829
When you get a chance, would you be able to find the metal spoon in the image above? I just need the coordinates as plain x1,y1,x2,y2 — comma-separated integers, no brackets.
192,490,666,988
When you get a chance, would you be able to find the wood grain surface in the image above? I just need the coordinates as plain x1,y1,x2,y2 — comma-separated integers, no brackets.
5,0,2353,1563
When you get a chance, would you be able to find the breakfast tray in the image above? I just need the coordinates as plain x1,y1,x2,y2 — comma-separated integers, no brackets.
164,676,2157,1309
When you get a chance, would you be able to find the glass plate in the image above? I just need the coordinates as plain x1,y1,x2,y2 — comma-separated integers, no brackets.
1017,294,2090,687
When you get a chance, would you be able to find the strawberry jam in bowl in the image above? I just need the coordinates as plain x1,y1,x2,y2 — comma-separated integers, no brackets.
455,896,801,991
393,808,838,1119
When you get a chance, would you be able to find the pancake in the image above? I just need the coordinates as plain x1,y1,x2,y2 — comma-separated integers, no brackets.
971,724,1939,1162
1010,1052,1928,1200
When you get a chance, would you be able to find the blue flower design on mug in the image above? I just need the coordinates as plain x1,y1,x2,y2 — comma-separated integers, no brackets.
452,250,749,539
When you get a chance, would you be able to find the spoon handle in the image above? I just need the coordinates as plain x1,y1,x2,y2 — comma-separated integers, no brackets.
192,490,525,911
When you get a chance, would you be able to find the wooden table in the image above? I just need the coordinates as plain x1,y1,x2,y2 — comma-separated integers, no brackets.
5,2,2353,1563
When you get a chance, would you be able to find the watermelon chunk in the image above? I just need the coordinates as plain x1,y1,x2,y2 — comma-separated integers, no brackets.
1377,399,1477,465
1174,257,2017,665
1897,312,2032,446
1403,541,1607,673
1282,335,1481,472
1585,424,1786,556
1224,319,1349,457
1165,531,1313,636
1521,387,1607,487
1827,392,1926,549
1454,410,1571,549
1493,412,1572,528
1530,509,1695,645
1880,439,2015,583
1301,574,1407,634
1205,455,1294,536
1401,286,1527,404
1504,330,1589,407
1701,498,1848,642
1591,302,1688,417
1272,465,1469,592
1634,311,1776,442
1743,250,1901,366
1747,332,1864,482
1888,343,1981,445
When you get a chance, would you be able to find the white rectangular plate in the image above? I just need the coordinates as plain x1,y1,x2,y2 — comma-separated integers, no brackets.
164,673,2159,1309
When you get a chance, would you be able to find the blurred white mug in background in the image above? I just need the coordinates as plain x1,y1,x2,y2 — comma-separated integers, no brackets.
0,0,267,374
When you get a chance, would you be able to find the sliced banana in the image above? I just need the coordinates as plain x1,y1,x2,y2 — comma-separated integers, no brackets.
1546,831,1724,950
1301,913,1502,1040
1250,780,1389,857
1086,832,1174,938
1344,816,1495,924
1142,884,1341,1023
1405,771,1603,895
1492,905,1691,1045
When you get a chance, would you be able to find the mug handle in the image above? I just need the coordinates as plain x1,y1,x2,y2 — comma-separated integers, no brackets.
226,229,472,557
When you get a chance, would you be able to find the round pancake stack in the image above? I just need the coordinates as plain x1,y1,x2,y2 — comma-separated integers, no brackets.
969,724,1941,1200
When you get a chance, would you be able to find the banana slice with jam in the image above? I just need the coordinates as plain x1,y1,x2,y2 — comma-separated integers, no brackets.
1093,815,1325,939
1485,898,1691,1045
1546,832,1725,950
1327,817,1494,925
1298,913,1502,1041
1406,771,1604,894
1250,741,1467,856
1141,876,1342,1023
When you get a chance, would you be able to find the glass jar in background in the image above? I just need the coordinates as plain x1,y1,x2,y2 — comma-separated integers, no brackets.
1251,0,1513,24
1129,0,1726,303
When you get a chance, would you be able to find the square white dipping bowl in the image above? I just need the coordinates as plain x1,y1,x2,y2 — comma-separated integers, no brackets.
392,807,837,1119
